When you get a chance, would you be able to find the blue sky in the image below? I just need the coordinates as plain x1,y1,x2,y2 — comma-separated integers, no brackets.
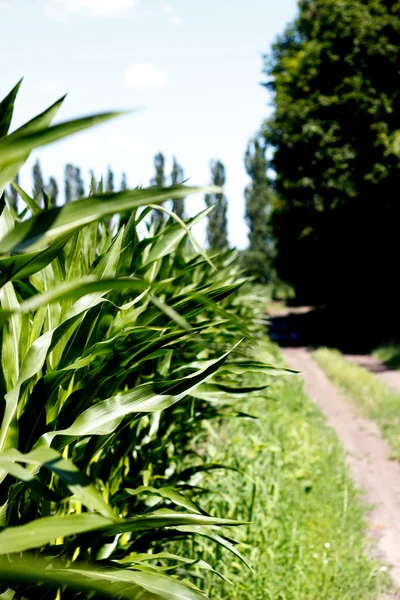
1,0,298,248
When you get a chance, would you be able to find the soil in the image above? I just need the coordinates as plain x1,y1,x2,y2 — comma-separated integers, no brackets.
269,307,400,597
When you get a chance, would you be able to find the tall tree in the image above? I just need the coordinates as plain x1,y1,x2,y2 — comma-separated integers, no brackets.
106,166,115,193
75,167,85,198
121,172,128,190
151,152,166,227
65,164,75,203
32,160,44,206
205,160,229,251
89,170,97,195
47,176,59,206
8,174,19,213
171,156,185,219
264,0,400,328
242,137,274,282
151,153,166,187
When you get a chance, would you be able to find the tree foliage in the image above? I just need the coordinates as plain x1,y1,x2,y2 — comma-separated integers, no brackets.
264,0,400,324
47,176,59,206
32,160,44,206
242,137,274,282
151,152,166,227
205,160,229,251
171,156,185,219
106,165,115,192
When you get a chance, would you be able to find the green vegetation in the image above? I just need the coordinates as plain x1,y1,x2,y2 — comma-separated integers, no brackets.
373,343,400,370
241,137,275,283
181,342,388,599
205,159,229,251
0,82,283,599
262,0,400,333
314,348,400,459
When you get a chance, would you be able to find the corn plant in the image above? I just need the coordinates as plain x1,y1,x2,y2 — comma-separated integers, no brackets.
0,81,279,599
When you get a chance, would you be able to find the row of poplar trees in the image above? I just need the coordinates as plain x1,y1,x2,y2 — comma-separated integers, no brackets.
10,152,274,286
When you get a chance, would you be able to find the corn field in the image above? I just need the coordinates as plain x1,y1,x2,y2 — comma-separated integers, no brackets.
0,82,280,599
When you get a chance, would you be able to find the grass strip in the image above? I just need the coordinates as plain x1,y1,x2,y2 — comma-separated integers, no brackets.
314,347,400,460
185,342,389,599
373,342,400,370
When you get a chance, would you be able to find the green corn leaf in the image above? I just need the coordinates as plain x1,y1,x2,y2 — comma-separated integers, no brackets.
0,448,116,520
0,111,121,167
118,486,205,515
0,513,112,554
10,180,40,214
0,96,66,191
0,555,207,600
145,204,215,267
0,80,22,139
37,342,241,447
102,509,246,536
173,525,252,570
0,236,70,287
0,186,220,254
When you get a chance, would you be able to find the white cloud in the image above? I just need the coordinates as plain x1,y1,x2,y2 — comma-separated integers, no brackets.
168,15,182,25
124,63,168,88
160,1,172,12
45,0,138,19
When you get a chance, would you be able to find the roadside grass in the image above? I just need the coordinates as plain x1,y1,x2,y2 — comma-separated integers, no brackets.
373,342,400,370
182,341,389,599
314,347,400,460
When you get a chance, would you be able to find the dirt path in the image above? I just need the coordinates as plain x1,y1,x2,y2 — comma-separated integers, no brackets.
346,354,400,394
283,346,400,594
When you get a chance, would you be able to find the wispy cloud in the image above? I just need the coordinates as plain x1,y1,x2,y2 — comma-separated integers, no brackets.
124,63,168,88
160,1,182,25
45,0,138,20
168,15,182,25
160,1,172,13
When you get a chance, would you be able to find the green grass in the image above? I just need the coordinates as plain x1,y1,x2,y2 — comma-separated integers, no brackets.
373,342,400,370
181,342,389,599
314,347,400,459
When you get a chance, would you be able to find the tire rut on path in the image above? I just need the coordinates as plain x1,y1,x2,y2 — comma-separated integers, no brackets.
283,346,400,595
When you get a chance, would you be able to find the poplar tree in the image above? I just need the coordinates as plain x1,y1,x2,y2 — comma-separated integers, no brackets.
171,156,185,219
47,176,59,206
242,137,274,282
121,172,128,190
106,166,115,192
205,160,229,251
151,152,166,228
65,164,75,203
33,160,44,206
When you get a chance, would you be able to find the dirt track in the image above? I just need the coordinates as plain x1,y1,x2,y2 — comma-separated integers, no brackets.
269,307,400,595
283,347,400,594
346,354,400,394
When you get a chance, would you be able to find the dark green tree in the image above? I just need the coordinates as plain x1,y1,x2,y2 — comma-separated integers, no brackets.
264,0,400,329
8,174,19,213
106,166,115,192
151,152,166,227
32,160,44,206
89,170,97,194
205,160,229,251
151,153,166,187
65,164,75,203
75,167,85,198
121,172,128,190
242,137,274,282
47,176,59,206
171,156,185,219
